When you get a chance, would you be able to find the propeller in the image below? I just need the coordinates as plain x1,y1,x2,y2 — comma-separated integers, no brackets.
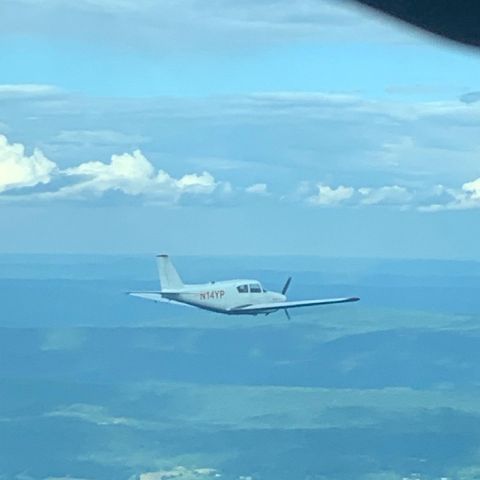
282,276,292,295
282,277,292,320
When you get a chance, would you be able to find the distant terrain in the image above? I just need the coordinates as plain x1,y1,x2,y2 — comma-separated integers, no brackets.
1,255,480,480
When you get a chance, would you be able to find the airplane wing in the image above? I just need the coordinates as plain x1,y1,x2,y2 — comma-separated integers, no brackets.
127,292,195,308
230,296,359,314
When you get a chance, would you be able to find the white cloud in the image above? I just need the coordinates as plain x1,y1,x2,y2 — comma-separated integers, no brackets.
0,135,229,204
245,183,268,195
308,184,355,206
0,84,59,97
63,150,158,196
2,132,480,213
420,178,480,211
463,178,480,201
359,185,413,206
305,181,467,211
176,171,218,194
56,150,221,201
0,134,56,192
305,178,480,212
139,467,219,480
46,403,137,427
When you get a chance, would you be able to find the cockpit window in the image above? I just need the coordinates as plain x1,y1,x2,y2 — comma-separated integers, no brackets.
237,284,248,293
249,283,262,293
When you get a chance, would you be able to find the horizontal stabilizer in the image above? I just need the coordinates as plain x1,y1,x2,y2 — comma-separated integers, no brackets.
127,292,194,308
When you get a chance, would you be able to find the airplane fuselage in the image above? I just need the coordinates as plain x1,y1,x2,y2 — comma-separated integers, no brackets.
161,279,286,314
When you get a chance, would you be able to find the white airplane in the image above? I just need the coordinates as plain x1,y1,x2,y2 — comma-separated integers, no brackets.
129,255,359,318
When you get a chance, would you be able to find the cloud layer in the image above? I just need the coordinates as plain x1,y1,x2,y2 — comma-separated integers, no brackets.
2,84,480,212
3,87,480,188
0,0,412,54
2,132,480,212
305,180,480,211
0,135,228,204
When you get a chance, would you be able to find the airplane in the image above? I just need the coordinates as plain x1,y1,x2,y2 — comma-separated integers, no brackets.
128,255,359,318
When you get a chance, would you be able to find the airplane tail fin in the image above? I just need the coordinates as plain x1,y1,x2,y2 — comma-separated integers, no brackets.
156,254,184,291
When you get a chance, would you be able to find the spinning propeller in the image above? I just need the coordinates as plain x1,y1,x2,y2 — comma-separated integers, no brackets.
282,276,292,295
282,276,292,319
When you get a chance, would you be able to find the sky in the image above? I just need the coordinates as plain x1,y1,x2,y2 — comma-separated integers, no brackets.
1,0,480,258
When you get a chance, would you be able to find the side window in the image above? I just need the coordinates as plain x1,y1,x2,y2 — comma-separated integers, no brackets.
249,283,262,293
237,284,248,293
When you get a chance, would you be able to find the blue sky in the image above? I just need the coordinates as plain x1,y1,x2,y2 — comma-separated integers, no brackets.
1,0,480,258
